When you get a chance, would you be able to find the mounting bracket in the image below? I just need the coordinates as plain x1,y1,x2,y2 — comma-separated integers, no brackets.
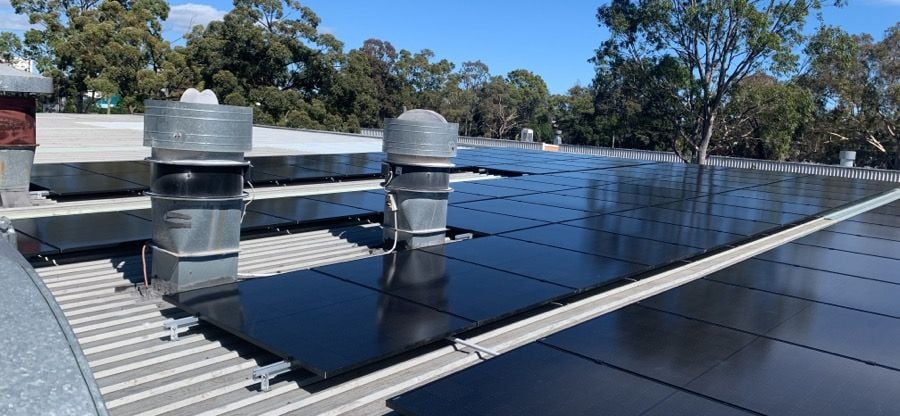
252,360,292,392
163,316,199,341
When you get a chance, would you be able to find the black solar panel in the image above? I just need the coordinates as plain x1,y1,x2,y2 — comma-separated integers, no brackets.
12,212,152,252
424,236,647,291
389,206,900,416
316,249,571,323
165,269,471,377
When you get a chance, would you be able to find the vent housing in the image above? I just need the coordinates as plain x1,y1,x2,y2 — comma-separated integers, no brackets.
0,65,52,208
144,89,252,294
381,109,458,249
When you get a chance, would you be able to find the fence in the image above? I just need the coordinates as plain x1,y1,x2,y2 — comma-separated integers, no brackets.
360,129,900,183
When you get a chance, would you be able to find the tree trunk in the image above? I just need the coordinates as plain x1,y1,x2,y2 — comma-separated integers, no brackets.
695,113,716,165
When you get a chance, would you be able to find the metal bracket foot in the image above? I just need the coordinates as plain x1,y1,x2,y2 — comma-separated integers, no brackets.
448,337,499,358
253,361,292,392
163,316,199,341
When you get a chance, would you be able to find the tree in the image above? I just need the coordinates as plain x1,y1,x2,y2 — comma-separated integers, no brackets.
717,74,814,161
596,0,838,164
0,32,23,62
184,0,350,129
800,25,899,169
551,85,604,146
13,0,170,112
477,76,519,139
506,69,551,141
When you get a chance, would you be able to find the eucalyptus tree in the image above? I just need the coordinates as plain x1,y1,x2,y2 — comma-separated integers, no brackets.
595,0,840,164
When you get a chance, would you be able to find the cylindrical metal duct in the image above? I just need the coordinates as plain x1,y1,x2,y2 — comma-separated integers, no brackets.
839,150,856,167
144,89,253,294
382,109,458,249
0,65,52,208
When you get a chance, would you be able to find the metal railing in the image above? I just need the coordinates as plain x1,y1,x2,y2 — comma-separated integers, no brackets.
357,130,900,182
459,136,900,183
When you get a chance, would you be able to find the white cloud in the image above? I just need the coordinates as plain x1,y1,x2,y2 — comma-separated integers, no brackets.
164,3,227,35
319,26,335,35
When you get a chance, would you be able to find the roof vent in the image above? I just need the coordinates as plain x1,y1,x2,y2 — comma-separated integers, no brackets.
382,109,458,249
0,64,52,208
144,89,252,294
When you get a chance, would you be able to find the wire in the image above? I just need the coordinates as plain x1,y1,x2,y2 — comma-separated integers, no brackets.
141,243,150,289
241,180,255,224
385,206,400,255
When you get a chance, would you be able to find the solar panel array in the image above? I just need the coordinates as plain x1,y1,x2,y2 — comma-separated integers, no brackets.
13,192,382,256
387,200,900,416
28,149,641,198
163,149,897,379
29,154,385,197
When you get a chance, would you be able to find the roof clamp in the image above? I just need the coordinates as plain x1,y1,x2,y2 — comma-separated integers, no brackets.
252,360,292,392
163,316,199,341
448,337,499,358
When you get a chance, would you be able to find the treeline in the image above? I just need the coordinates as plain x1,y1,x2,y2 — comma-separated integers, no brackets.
1,0,897,168
2,0,553,140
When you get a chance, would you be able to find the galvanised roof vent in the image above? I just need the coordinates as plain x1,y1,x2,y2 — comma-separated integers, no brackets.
381,109,458,250
143,89,252,294
0,64,52,208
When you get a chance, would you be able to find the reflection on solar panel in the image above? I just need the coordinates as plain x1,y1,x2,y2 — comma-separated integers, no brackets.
387,206,900,416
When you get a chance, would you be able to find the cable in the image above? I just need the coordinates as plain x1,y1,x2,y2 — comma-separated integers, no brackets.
384,192,400,255
141,243,150,289
241,180,255,224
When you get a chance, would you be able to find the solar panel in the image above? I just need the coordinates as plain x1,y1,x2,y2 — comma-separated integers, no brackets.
387,343,739,416
12,212,152,252
756,243,898,284
316,249,571,323
446,206,548,234
247,197,374,223
564,215,746,249
15,232,59,256
30,173,145,196
616,206,778,236
165,269,471,377
793,230,900,259
454,199,595,222
502,224,701,266
423,236,647,291
656,200,809,225
307,191,386,212
509,193,640,214
708,258,900,317
641,279,812,333
545,306,757,386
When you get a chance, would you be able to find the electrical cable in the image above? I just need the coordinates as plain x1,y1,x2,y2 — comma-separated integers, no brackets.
241,179,255,224
141,243,149,289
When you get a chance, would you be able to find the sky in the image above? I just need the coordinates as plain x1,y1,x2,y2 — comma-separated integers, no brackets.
1,0,898,93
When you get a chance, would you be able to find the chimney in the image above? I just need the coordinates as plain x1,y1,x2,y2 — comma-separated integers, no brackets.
382,109,458,250
144,89,252,294
0,64,52,207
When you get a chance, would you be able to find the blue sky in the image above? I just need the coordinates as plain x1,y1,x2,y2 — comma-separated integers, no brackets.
2,0,898,93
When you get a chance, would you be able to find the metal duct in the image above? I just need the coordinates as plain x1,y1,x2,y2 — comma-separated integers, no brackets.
382,109,458,249
144,89,252,294
0,64,52,208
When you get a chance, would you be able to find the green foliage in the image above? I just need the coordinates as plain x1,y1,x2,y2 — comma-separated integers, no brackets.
0,32,23,62
13,0,170,112
7,0,894,168
594,0,835,163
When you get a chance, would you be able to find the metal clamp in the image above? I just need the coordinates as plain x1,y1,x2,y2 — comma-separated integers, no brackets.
448,337,499,358
252,360,292,392
163,316,199,341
